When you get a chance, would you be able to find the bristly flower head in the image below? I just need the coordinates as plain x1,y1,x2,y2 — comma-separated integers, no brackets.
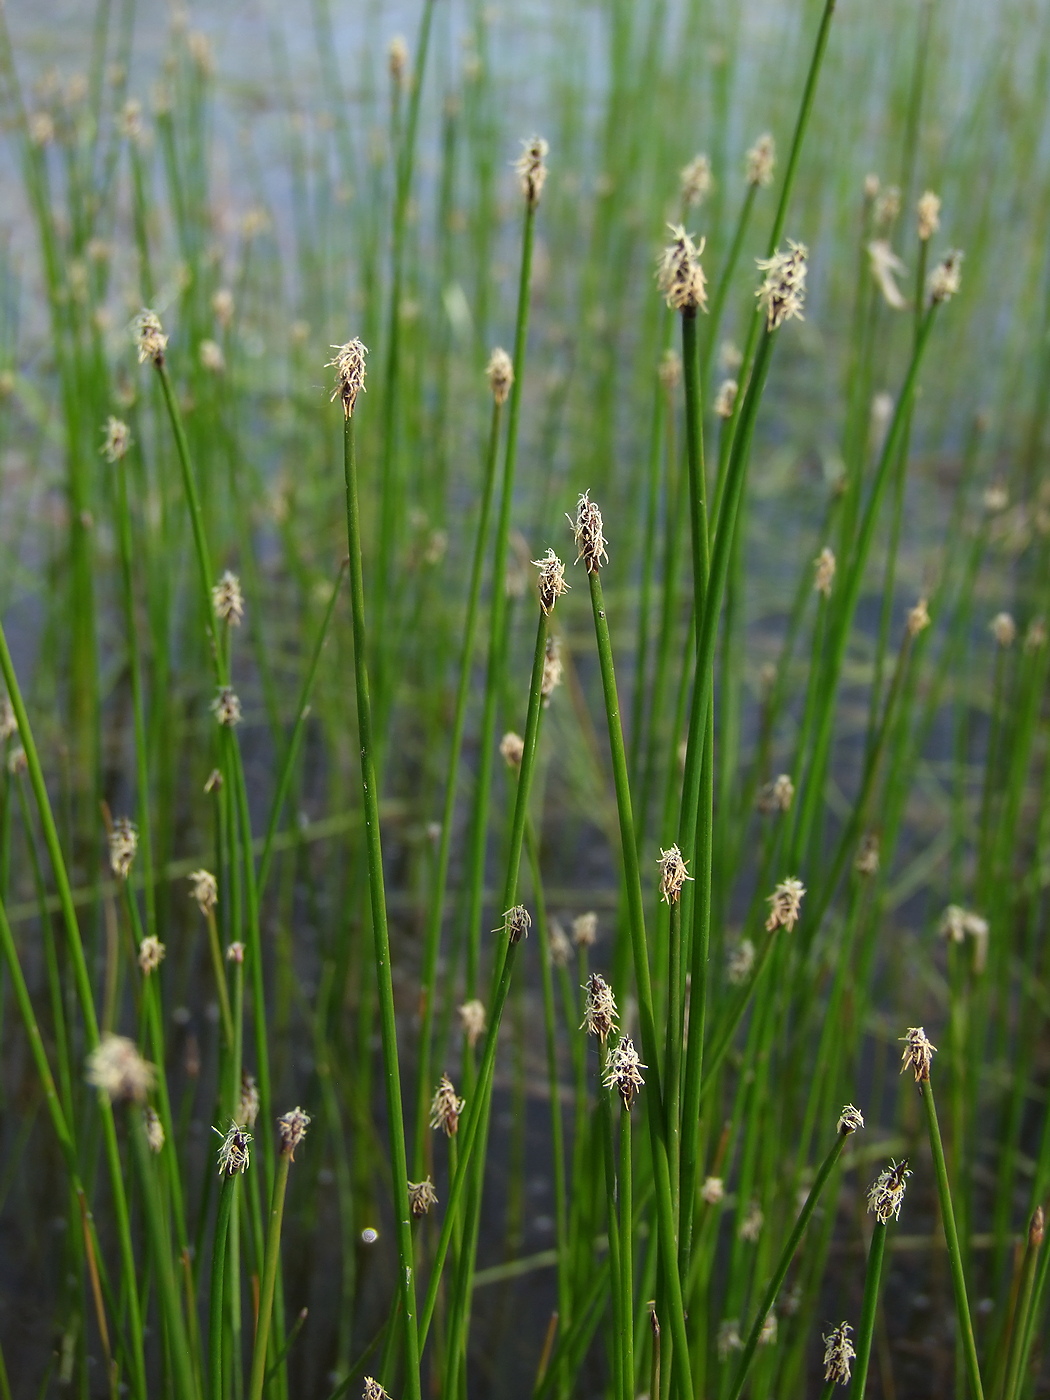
573,911,598,947
568,491,608,573
701,1175,725,1204
408,1177,438,1216
868,239,909,310
109,816,138,880
86,1034,156,1103
658,844,692,904
188,868,218,914
238,1072,260,1128
215,1121,253,1176
603,1034,646,1110
363,1380,391,1400
327,339,368,418
533,548,570,615
138,936,166,976
814,546,836,598
499,731,524,769
486,347,514,405
756,241,807,330
765,876,805,932
679,153,713,208
757,773,794,814
907,597,931,636
212,571,244,626
866,1158,911,1224
822,1322,856,1385
581,972,618,1042
728,937,755,984
656,224,708,314
430,1074,465,1137
900,1026,936,1082
134,309,167,366
388,35,409,83
101,416,131,462
211,685,243,727
927,250,963,305
991,611,1016,648
837,1103,865,1135
746,132,776,187
917,190,941,242
458,999,486,1048
503,904,532,944
548,919,572,967
514,136,549,206
144,1106,165,1153
277,1106,311,1159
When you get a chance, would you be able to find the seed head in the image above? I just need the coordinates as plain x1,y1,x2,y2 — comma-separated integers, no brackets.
277,1106,311,1159
408,1177,438,1216
138,936,166,976
486,347,514,405
758,774,795,814
430,1075,464,1136
765,876,805,932
188,868,218,914
855,831,880,875
541,634,563,704
727,937,755,984
514,136,549,206
900,1026,936,1082
822,1322,856,1385
457,1000,486,1048
363,1380,391,1400
874,185,902,228
215,1122,253,1176
499,731,525,769
838,1103,865,1135
746,132,776,187
326,339,368,419
212,571,244,626
756,241,807,330
212,288,234,327
659,348,682,390
581,973,618,1042
87,1034,156,1103
533,548,570,615
917,190,941,242
199,338,225,373
211,685,243,727
568,491,608,573
238,1072,260,1128
144,1106,165,1153
658,844,692,904
701,1176,725,1204
656,224,708,314
867,1158,910,1223
503,904,531,944
868,240,909,310
714,378,738,418
991,611,1016,648
548,919,572,967
134,309,167,366
679,153,713,208
388,35,409,83
603,1034,646,1110
101,416,131,462
739,1200,764,1241
573,911,598,948
907,597,931,636
927,250,963,305
109,816,138,880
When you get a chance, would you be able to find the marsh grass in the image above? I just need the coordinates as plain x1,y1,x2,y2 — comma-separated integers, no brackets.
1,0,1050,1396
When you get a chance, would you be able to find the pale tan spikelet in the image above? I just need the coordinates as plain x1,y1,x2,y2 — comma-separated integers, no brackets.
541,634,563,704
927,250,963,304
917,190,941,242
86,1034,156,1103
700,1175,725,1204
868,240,909,310
657,844,692,904
363,1379,391,1400
238,1072,260,1128
899,1026,936,1082
581,973,618,1042
211,686,243,727
514,136,549,207
326,339,368,418
679,153,713,208
188,868,218,914
907,598,931,636
866,1157,910,1223
408,1177,438,1216
756,241,807,330
572,911,598,947
503,904,532,944
457,1000,486,1048
739,1199,764,1241
822,1322,856,1385
109,816,138,880
745,132,775,187
656,224,708,313
486,347,514,404
854,832,880,876
874,185,901,228
714,378,738,418
727,937,755,984
212,570,244,625
134,309,167,366
101,416,131,462
757,774,794,814
388,35,409,84
277,1106,311,1159
533,548,570,615
837,1103,864,1135
659,348,682,390
430,1075,464,1136
144,1106,165,1153
765,876,805,931
991,611,1016,647
499,731,524,769
138,936,166,976
814,546,836,598
603,1034,646,1110
212,288,234,328
568,491,608,572
215,1122,253,1176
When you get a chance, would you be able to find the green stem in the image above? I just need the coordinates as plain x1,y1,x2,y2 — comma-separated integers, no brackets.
248,1150,292,1400
851,1221,888,1399
209,1173,238,1400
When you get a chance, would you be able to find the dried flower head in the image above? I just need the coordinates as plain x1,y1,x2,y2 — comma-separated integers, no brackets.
458,1000,486,1048
991,611,1016,648
581,972,618,1042
188,868,218,914
756,241,807,331
499,731,525,769
838,1103,865,1135
657,224,708,314
855,831,880,876
874,185,902,228
144,1106,165,1153
541,634,563,704
430,1074,464,1136
388,35,409,83
199,338,225,373
917,190,941,242
573,911,598,948
134,309,167,366
408,1177,438,1216
327,339,368,418
739,1199,764,1242
757,773,795,815
822,1322,856,1385
746,132,776,187
568,491,608,573
868,240,909,310
514,136,549,206
109,816,138,880
238,1072,260,1128
907,597,931,636
659,348,682,390
277,1106,311,1159
900,1026,937,1082
701,1175,725,1204
533,548,570,615
548,919,572,967
765,876,805,932
503,904,532,944
679,153,713,208
87,1034,156,1103
727,937,755,984
101,416,131,462
211,686,243,727
212,571,244,626
138,936,166,976
486,347,514,405
215,1121,253,1176
363,1379,390,1400
226,941,245,964
603,1034,646,1110
928,250,963,305
658,844,692,904
714,378,738,418
867,1158,910,1223
212,288,234,327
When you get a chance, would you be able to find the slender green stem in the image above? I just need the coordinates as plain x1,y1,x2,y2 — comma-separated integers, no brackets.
209,1172,238,1400
619,1102,635,1400
851,1221,888,1399
248,1150,292,1400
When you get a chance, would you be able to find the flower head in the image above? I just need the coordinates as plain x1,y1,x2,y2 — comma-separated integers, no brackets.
458,1000,486,1048
199,338,225,373
603,1034,646,1110
746,132,775,187
756,241,807,330
739,1199,764,1242
388,35,409,83
109,816,138,880
581,972,618,1042
907,597,931,636
514,136,549,206
757,773,794,814
714,378,738,418
866,1158,910,1223
277,1106,311,1159
568,491,608,573
855,831,880,876
541,634,563,704
928,250,963,305
533,548,570,615
211,686,242,727
503,904,532,944
917,190,941,242
430,1074,464,1137
87,1034,156,1103
144,1106,165,1153
326,339,368,418
215,1121,253,1176
486,347,514,405
573,911,598,947
408,1177,438,1217
868,240,909,310
656,224,708,314
134,309,167,366
548,919,572,967
837,1103,864,1135
727,937,755,984
701,1176,725,1204
679,153,713,208
765,876,805,932
991,611,1016,648
900,1026,936,1082
138,936,166,976
212,571,244,625
101,416,131,462
499,731,524,769
363,1380,391,1400
822,1322,856,1385
658,844,692,904
238,1072,260,1128
188,868,218,914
